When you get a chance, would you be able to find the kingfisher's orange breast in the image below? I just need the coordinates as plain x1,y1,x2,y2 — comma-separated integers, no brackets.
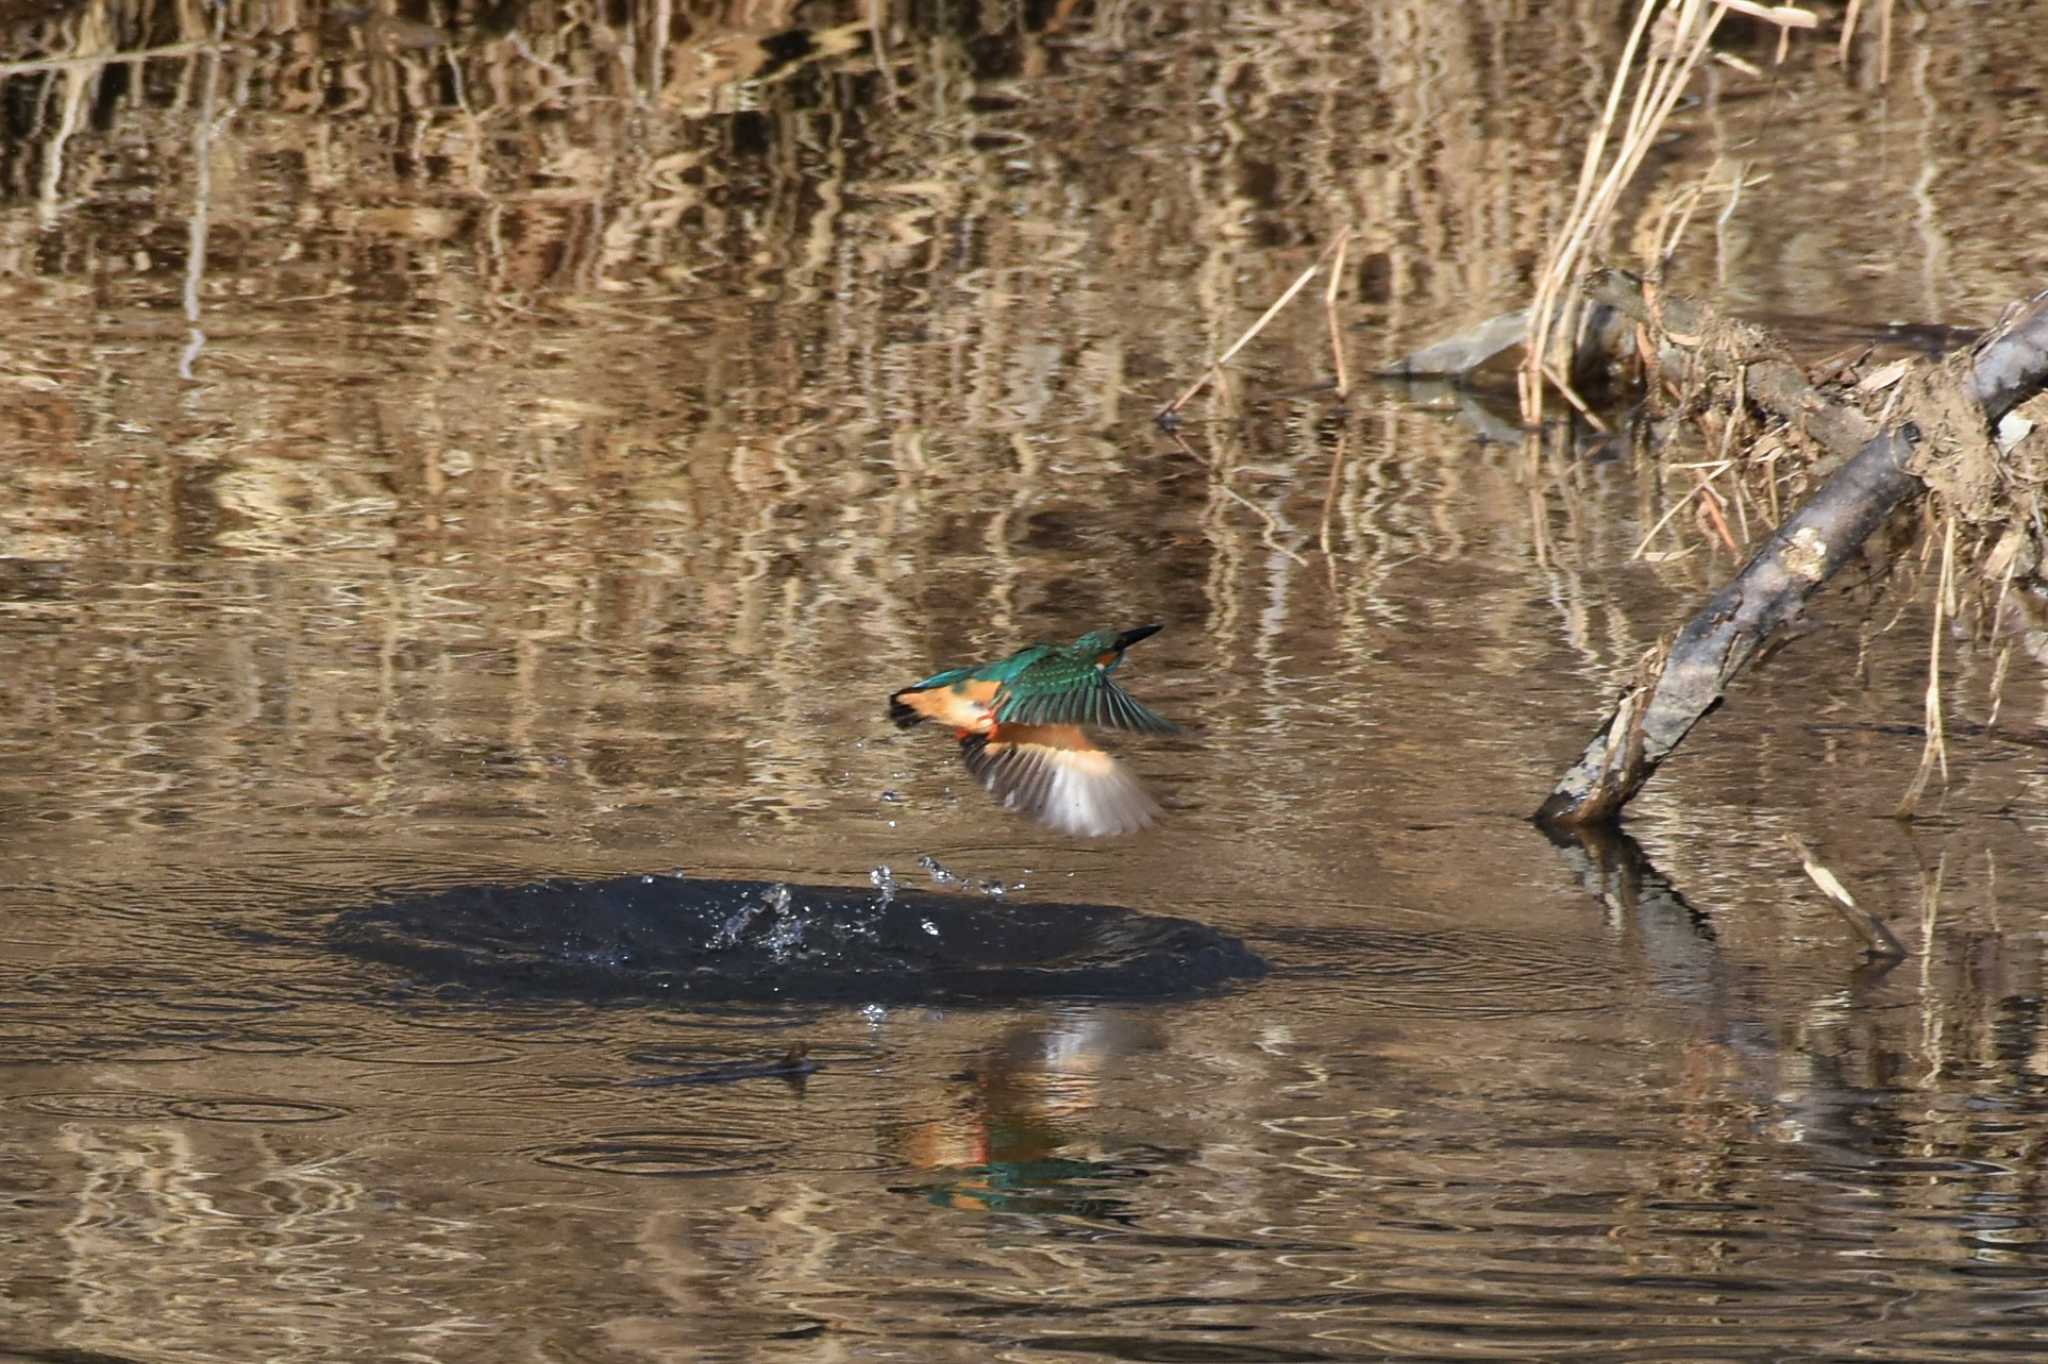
899,677,1002,732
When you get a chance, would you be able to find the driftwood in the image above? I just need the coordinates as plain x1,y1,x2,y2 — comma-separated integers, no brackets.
1537,276,2048,828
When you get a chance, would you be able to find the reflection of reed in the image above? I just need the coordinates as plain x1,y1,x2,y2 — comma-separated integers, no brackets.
0,3,2039,887
56,1122,369,1357
6,12,2048,1351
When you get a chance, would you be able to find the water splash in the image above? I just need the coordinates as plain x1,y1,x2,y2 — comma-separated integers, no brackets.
756,905,807,961
918,854,1018,899
330,873,1266,1005
712,883,795,951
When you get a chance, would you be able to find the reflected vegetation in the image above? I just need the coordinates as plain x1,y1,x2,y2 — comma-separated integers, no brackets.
4,0,2048,1359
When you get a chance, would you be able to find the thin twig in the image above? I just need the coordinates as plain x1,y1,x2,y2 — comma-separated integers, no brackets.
1541,358,1610,432
1630,461,1732,559
1839,0,1863,65
1161,234,1347,421
1695,474,1738,555
1322,227,1352,398
1897,514,1955,817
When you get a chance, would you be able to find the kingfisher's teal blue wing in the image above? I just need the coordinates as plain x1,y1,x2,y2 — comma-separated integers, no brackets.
992,663,1178,735
889,624,1176,837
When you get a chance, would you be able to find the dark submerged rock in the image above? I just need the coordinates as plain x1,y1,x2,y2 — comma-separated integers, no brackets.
328,874,1265,1005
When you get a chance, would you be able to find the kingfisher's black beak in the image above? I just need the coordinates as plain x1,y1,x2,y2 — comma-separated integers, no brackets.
1114,624,1164,651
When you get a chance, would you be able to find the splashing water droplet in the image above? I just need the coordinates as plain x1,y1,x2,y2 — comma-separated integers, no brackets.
710,883,796,951
861,1003,886,1026
917,853,960,887
759,910,806,961
869,865,897,908
921,919,939,937
711,900,756,950
879,789,905,804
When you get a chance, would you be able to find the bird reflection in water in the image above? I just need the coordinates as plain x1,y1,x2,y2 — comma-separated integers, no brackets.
892,1011,1167,1220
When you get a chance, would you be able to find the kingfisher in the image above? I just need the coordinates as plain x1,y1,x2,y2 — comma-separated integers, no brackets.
889,624,1179,838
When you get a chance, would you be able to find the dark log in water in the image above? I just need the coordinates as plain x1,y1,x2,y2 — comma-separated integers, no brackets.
1537,279,2048,827
327,874,1266,1005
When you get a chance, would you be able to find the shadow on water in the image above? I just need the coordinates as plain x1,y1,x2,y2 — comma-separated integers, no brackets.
324,873,1268,1006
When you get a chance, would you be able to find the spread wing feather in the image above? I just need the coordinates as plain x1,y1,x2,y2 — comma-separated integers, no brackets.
993,672,1178,735
958,726,1160,838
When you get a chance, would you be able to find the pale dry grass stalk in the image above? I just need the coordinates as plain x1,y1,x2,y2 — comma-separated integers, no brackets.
1985,643,2012,730
1160,229,1353,421
1896,514,1956,818
1521,0,1817,427
1694,473,1737,555
1838,0,1898,83
1630,457,1732,558
1322,229,1352,398
1984,546,2019,727
177,1,230,381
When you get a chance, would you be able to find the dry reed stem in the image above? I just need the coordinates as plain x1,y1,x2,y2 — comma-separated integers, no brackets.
1523,1,1818,426
1631,457,1732,558
1526,0,1723,422
1695,474,1738,554
1985,549,2019,727
1520,0,1659,425
1837,0,1898,82
1160,233,1349,421
177,3,229,381
1897,514,1956,818
1986,643,2011,730
1652,176,1708,268
1322,228,1352,398
1714,0,1819,26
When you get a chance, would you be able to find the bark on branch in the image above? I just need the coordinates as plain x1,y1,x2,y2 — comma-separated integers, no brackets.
1537,278,2048,828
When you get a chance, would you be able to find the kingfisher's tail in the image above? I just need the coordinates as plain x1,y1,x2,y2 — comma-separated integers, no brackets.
887,688,927,730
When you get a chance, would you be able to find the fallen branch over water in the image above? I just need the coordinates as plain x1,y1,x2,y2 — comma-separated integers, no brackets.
1536,277,2048,828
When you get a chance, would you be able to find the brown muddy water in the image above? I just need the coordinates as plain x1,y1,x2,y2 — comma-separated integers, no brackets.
5,2,2048,1360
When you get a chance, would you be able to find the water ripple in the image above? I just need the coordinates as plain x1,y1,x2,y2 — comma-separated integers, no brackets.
532,1127,788,1179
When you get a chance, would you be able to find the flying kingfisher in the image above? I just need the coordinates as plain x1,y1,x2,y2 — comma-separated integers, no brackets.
889,624,1179,838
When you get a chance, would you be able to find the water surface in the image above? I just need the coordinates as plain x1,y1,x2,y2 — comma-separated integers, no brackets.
4,1,2048,1359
